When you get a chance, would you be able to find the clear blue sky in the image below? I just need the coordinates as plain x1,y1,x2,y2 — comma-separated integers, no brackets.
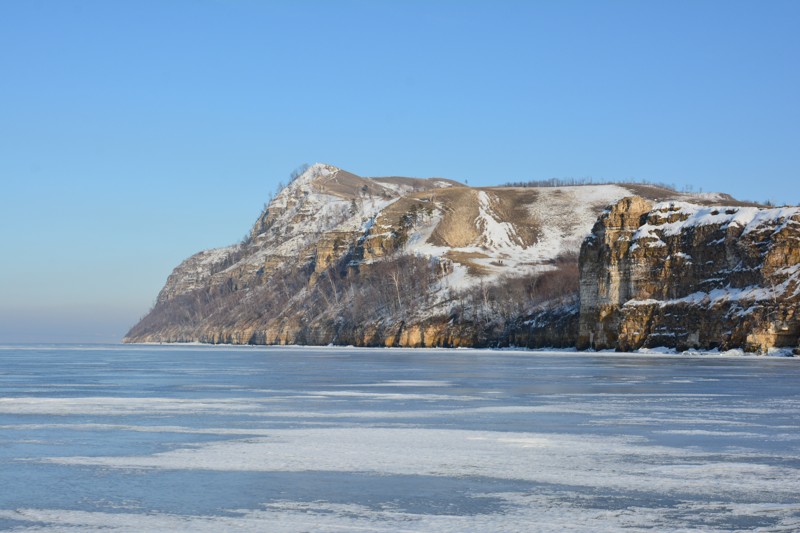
1,0,798,343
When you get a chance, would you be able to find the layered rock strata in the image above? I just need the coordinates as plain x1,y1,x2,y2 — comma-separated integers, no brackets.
578,197,800,352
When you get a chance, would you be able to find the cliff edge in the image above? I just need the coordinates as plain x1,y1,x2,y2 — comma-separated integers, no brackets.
578,197,800,352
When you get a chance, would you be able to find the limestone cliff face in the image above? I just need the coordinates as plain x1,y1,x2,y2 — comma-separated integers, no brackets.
578,197,800,352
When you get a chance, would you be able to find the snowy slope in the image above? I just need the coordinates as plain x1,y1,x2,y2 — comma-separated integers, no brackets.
395,184,652,289
148,163,755,310
154,164,745,303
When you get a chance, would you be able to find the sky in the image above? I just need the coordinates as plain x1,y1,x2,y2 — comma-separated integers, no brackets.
1,0,798,343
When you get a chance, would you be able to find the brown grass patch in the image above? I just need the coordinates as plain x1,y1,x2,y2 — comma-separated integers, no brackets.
484,188,541,247
427,188,481,247
373,176,464,189
373,196,431,229
310,169,379,199
444,250,492,276
621,184,763,207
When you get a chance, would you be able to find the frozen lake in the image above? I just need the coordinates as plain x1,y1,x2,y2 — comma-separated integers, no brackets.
0,344,799,532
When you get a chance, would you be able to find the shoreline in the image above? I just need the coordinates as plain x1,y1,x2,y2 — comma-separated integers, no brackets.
3,342,795,359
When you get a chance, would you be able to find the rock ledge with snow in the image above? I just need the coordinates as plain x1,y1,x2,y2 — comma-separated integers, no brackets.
578,197,800,352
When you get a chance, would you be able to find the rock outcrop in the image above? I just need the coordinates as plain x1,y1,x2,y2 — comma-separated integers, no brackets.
578,197,800,352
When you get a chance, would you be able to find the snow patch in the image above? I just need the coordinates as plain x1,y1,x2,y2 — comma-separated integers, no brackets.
633,203,800,243
41,426,800,498
476,191,521,249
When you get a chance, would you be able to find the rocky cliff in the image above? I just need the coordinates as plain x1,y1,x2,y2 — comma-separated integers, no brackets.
578,197,800,352
125,163,775,350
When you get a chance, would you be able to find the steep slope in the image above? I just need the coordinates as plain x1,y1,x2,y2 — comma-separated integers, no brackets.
125,164,745,347
578,197,800,352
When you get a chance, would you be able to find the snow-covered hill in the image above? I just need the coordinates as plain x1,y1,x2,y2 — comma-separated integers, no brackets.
125,163,753,347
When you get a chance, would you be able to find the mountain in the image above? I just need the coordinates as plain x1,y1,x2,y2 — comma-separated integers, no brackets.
125,163,792,352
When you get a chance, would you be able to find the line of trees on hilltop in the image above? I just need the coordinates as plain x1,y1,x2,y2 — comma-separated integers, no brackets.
500,177,684,191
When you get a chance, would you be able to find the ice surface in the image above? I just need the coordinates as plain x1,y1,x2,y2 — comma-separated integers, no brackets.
2,345,799,532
